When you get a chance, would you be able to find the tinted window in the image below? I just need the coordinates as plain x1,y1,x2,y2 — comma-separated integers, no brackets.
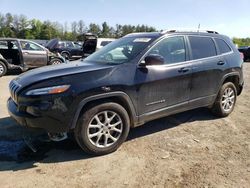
0,41,8,49
100,41,112,47
189,36,217,60
58,41,65,48
215,38,231,54
147,36,186,64
66,42,74,48
20,41,44,51
0,41,18,49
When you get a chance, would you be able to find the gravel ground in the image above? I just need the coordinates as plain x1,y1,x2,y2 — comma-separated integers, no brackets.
0,64,249,188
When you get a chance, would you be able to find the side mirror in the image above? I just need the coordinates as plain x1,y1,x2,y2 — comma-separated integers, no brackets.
140,54,165,66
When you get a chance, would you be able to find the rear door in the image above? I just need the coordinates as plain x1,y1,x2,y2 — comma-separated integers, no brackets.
187,36,229,106
20,40,48,67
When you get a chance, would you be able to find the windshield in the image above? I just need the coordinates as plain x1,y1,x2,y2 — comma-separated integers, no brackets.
84,36,156,64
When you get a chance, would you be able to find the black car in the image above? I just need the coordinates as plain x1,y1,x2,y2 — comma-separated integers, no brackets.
0,38,65,77
238,46,250,62
46,39,83,60
8,30,244,155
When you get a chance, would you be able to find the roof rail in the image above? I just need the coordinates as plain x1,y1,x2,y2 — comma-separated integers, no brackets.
161,29,219,34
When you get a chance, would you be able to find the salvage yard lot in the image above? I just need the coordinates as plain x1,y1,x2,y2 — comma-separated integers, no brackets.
0,64,249,188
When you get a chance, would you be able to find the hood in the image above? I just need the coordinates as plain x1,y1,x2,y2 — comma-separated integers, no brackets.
14,60,114,88
45,38,59,51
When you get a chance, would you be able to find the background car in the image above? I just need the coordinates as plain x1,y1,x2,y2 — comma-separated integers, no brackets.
238,46,250,61
82,34,116,57
0,38,65,77
46,39,83,60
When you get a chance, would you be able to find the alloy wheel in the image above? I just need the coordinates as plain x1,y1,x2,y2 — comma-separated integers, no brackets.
0,64,4,74
52,60,62,65
87,110,123,148
221,87,235,112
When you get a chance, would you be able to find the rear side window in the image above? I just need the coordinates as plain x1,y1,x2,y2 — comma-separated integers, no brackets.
215,38,231,54
189,36,217,60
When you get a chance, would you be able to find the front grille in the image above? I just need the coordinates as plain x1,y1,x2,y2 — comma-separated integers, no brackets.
9,80,22,103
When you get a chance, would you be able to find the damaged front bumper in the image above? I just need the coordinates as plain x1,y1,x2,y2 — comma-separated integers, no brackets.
7,98,69,133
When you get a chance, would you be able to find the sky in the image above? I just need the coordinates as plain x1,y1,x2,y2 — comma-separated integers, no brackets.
0,0,249,38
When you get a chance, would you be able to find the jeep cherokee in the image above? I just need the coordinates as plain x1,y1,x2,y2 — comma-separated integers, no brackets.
8,30,244,155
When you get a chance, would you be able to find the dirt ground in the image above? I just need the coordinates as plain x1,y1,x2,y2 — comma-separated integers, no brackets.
0,64,249,188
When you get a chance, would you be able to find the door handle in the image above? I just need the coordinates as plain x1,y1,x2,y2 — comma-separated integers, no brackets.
23,52,29,55
217,61,225,65
178,67,190,73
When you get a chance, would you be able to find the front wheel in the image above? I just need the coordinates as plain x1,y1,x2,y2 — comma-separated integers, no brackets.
49,58,63,65
74,103,130,155
0,61,7,77
211,82,237,117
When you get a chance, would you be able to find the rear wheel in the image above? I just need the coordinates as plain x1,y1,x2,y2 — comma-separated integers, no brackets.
211,82,237,117
74,103,130,155
0,61,7,77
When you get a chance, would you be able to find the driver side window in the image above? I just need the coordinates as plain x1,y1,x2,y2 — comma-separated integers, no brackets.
20,41,44,51
147,36,186,64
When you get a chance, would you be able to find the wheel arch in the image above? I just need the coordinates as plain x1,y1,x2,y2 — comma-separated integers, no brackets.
0,58,9,69
221,72,241,95
69,92,138,130
61,51,70,57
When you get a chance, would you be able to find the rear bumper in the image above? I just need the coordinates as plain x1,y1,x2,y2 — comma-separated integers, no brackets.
7,98,69,133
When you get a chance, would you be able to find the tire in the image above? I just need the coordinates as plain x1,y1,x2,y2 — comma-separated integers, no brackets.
0,61,7,77
49,58,63,65
211,82,237,117
61,52,70,60
74,103,130,155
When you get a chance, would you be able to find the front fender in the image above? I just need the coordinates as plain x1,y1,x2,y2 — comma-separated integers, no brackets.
69,91,138,130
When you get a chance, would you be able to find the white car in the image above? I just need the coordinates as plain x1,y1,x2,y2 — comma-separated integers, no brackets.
83,35,116,57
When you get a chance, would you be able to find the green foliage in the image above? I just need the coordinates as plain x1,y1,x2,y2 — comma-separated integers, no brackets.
233,37,250,47
0,13,157,41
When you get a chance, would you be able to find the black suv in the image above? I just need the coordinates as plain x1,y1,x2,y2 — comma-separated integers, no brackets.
46,39,83,60
238,46,250,62
8,30,244,155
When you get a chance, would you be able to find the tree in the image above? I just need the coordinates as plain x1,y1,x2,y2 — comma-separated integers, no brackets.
88,23,101,35
4,13,14,37
18,15,30,38
115,24,122,38
0,13,158,40
78,20,86,35
101,22,110,38
71,21,77,40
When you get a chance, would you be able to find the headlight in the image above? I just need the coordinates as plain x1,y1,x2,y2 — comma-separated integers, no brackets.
26,85,70,96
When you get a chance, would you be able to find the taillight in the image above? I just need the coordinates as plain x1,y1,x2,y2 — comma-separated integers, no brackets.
240,52,244,61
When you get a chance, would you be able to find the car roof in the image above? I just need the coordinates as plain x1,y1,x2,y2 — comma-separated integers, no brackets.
0,38,20,41
0,38,40,42
125,30,229,40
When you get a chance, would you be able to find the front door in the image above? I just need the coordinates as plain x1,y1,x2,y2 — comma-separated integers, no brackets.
136,36,192,115
20,40,48,68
